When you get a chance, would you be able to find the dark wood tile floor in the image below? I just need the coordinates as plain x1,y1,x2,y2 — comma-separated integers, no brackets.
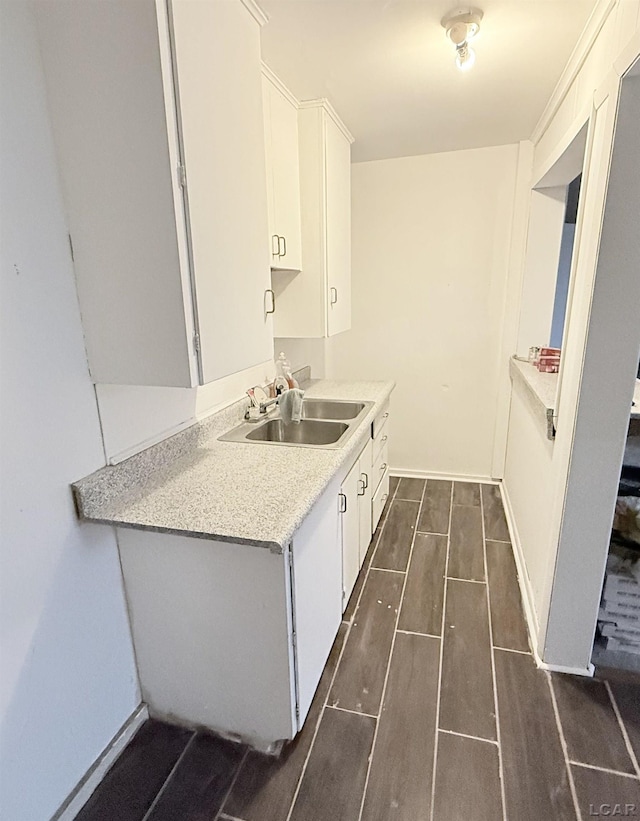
77,480,640,821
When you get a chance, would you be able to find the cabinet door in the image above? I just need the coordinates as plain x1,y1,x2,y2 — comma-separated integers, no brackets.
268,80,302,271
171,0,273,384
358,439,373,565
290,479,342,726
262,75,277,262
340,458,361,611
325,114,352,337
34,0,197,388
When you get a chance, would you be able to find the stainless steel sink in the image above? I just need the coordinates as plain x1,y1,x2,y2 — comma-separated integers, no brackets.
245,418,348,445
219,398,374,449
301,399,365,420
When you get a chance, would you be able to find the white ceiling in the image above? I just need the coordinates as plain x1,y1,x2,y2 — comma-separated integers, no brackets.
259,0,599,162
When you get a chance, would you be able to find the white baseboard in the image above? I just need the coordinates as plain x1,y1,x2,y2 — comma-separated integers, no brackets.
537,659,595,677
498,483,543,655
390,469,498,484
53,704,149,820
499,483,595,678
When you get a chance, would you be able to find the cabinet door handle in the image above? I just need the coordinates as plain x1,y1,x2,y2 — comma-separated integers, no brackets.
279,235,287,257
381,434,388,443
264,289,275,315
361,472,368,489
383,412,389,419
380,462,387,472
272,235,280,256
330,287,338,305
338,492,347,513
381,493,388,504
358,479,366,496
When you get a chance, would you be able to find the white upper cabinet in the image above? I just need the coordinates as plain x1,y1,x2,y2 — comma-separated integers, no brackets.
325,111,352,337
35,0,273,388
272,100,354,339
262,66,303,271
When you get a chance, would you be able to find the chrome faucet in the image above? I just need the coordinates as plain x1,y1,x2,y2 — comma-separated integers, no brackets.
245,388,279,420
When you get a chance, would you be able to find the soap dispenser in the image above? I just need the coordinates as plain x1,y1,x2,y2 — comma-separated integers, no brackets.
273,352,290,396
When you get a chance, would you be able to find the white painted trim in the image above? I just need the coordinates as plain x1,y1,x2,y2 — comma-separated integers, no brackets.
52,704,149,821
531,103,590,188
239,0,268,27
531,0,617,145
490,140,535,480
261,62,298,108
499,482,542,656
614,26,640,78
538,660,595,677
155,0,201,387
389,469,497,484
298,98,354,144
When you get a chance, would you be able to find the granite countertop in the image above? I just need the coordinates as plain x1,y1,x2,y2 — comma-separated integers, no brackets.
73,378,394,552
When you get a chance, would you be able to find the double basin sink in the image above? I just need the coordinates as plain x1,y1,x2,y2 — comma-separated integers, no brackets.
220,399,374,449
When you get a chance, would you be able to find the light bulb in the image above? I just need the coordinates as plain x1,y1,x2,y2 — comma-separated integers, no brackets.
456,43,475,71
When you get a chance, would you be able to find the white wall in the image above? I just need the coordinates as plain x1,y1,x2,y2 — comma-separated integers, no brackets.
328,144,519,480
550,223,577,348
274,337,329,380
502,388,555,633
96,358,276,463
502,0,640,669
0,5,139,819
515,186,567,355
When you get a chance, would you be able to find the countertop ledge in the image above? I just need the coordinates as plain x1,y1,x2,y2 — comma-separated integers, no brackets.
73,379,395,552
509,357,557,441
510,357,640,440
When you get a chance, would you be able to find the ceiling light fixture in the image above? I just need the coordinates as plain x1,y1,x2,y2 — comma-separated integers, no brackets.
442,7,483,72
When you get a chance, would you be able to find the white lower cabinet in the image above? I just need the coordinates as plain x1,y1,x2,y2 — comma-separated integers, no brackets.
358,440,373,564
340,459,362,609
340,438,374,611
289,476,342,724
117,477,342,752
113,416,391,750
371,404,391,532
372,469,390,532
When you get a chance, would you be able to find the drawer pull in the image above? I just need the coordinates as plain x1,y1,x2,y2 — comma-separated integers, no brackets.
338,492,347,513
381,435,388,443
383,411,389,419
361,472,369,489
358,479,366,496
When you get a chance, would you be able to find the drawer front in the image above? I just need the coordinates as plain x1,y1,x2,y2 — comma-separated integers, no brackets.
372,416,389,465
372,441,389,494
372,468,390,533
372,403,390,440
